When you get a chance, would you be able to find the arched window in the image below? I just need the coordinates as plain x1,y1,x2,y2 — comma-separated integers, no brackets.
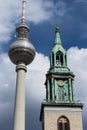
57,116,70,130
56,51,63,66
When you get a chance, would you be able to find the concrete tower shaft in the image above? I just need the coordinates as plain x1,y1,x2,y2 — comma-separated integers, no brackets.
13,64,27,130
8,1,35,130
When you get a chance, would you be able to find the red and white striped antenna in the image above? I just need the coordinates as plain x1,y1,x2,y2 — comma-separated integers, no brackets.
21,0,26,25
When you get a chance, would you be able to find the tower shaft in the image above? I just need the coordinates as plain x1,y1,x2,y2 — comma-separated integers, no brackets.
13,63,27,130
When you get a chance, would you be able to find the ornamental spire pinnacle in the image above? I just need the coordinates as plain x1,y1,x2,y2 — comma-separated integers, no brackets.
21,0,26,25
55,25,62,45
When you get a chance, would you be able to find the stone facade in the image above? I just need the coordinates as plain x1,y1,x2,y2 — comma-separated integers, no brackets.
42,106,83,130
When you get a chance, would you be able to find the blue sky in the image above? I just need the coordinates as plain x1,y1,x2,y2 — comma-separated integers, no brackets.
0,0,87,130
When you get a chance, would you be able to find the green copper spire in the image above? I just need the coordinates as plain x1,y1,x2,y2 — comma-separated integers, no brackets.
45,26,75,103
40,26,83,124
50,26,67,69
55,26,62,45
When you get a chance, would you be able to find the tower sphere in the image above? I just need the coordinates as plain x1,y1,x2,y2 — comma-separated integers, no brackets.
8,0,35,66
8,25,35,65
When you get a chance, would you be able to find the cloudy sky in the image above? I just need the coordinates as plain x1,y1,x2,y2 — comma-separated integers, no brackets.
0,0,87,130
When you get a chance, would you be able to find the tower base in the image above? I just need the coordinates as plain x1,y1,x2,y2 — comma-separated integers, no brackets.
40,102,83,130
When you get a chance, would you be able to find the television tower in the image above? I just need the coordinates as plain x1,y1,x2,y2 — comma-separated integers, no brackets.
8,0,35,130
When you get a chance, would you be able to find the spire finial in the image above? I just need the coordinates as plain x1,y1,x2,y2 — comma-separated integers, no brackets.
55,25,60,33
21,0,26,25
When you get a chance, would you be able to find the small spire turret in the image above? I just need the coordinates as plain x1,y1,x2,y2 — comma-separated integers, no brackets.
50,26,67,68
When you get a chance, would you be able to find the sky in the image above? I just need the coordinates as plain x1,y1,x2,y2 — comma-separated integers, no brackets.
0,0,87,130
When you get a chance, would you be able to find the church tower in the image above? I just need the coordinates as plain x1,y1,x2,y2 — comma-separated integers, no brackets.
40,26,83,130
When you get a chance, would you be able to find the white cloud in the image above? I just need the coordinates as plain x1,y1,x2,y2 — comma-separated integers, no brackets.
0,0,21,43
0,52,50,118
0,47,87,118
67,47,87,102
67,47,87,124
26,52,50,102
0,0,54,44
0,47,87,128
27,0,53,24
54,1,67,17
0,0,87,46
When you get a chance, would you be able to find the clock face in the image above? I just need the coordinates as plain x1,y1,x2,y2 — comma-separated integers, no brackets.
57,80,64,87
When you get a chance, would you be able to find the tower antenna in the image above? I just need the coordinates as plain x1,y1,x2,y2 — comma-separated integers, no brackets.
21,0,26,25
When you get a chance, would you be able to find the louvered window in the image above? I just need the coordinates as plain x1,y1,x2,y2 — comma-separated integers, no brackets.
58,116,70,130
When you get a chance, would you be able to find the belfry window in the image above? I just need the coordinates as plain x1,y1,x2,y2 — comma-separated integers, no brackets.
56,51,63,66
58,116,70,130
